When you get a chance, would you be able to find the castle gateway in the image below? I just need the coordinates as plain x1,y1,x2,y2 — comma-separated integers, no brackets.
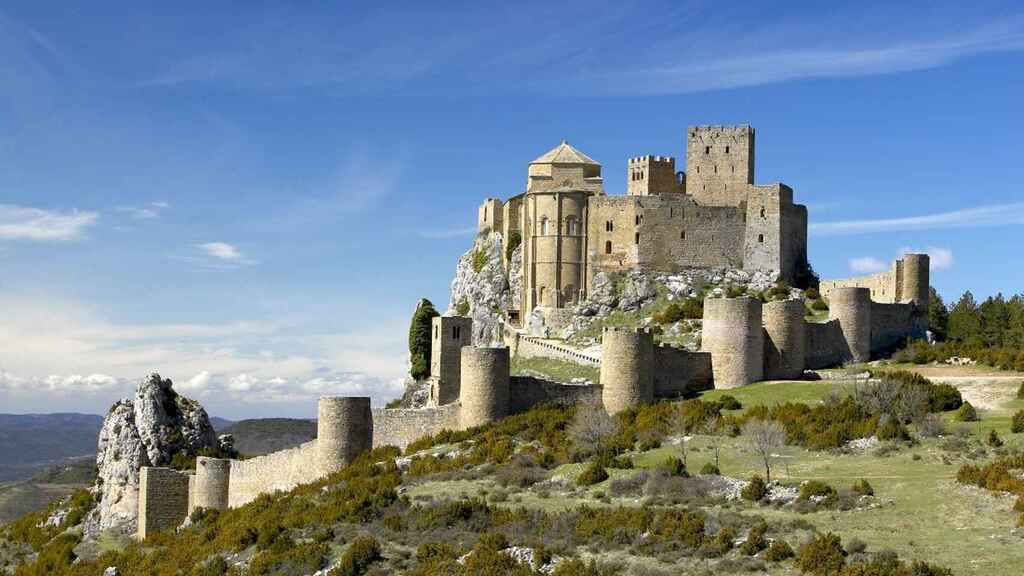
478,125,809,322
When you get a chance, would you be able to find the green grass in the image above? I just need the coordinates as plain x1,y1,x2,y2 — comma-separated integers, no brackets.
510,355,600,384
699,379,855,410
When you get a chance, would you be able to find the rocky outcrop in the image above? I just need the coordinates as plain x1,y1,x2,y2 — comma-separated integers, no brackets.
508,243,523,311
447,231,509,346
83,374,219,537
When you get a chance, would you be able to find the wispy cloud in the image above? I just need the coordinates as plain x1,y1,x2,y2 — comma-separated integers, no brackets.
198,242,243,261
418,226,477,240
115,201,170,220
180,242,258,268
812,203,1024,236
0,204,98,241
849,257,889,274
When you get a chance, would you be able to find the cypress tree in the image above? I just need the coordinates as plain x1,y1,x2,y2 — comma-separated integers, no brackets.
408,299,440,380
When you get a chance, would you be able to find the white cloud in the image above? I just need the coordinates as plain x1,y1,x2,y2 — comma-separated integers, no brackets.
184,242,257,268
849,257,888,274
900,246,955,271
115,201,170,220
198,242,242,261
0,204,98,241
180,370,211,392
812,203,1024,236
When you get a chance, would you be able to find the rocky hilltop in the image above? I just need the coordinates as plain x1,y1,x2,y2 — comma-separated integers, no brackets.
447,231,511,346
83,374,221,537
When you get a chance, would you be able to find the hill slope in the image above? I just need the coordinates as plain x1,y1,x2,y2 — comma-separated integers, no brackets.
0,414,102,482
221,418,316,456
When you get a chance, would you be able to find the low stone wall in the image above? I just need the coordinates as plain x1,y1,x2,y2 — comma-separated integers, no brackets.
227,440,321,508
371,404,460,450
805,320,845,370
653,346,714,398
138,467,190,540
509,376,601,413
515,335,600,367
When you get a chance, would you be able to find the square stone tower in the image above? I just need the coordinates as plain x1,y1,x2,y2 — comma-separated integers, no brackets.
429,316,473,405
627,155,685,196
478,198,503,234
686,125,755,206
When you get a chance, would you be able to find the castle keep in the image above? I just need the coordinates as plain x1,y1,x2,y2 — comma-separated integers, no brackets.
479,126,809,321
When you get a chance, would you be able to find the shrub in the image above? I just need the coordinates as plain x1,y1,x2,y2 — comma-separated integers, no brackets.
795,533,846,576
987,429,1004,447
653,298,703,324
717,395,742,410
726,285,747,298
918,413,947,438
956,402,979,422
740,524,767,556
764,539,794,562
805,287,820,300
741,475,768,502
472,248,488,273
660,456,689,478
576,460,609,486
331,535,382,576
456,299,470,316
551,558,606,576
1018,382,1024,399
811,299,829,311
1012,410,1024,434
505,230,522,261
702,526,735,557
699,462,720,475
851,479,874,496
798,480,837,503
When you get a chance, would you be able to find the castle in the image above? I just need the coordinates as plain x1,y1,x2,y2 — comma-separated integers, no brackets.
478,125,808,324
137,125,929,540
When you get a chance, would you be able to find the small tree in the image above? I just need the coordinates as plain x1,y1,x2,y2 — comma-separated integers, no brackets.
701,417,723,472
408,299,440,380
743,419,785,483
1012,410,1024,434
956,401,979,422
568,400,618,459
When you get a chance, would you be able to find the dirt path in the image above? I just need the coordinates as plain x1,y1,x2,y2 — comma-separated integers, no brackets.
928,376,1021,411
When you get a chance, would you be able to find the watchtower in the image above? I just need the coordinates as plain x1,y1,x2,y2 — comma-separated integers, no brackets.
458,347,510,429
430,316,473,405
901,253,930,309
829,287,872,363
600,327,654,414
701,296,764,388
686,125,754,206
191,457,230,512
316,396,372,475
763,300,807,380
627,155,685,196
478,198,503,234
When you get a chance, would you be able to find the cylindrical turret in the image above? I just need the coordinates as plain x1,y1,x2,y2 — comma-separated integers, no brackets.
701,297,764,388
191,456,230,512
317,397,373,475
763,300,807,380
600,327,654,414
829,287,872,363
902,253,930,308
459,347,510,429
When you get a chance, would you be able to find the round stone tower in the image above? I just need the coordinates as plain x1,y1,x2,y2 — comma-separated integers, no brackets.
701,297,764,388
459,347,510,430
763,300,807,380
902,253,930,309
599,327,654,415
317,397,373,475
829,287,872,363
192,456,230,511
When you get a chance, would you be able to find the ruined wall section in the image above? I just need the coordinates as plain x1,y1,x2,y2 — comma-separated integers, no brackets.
371,404,460,450
138,467,190,540
820,267,899,304
871,302,926,352
652,346,713,398
227,441,320,508
512,332,600,366
509,377,601,413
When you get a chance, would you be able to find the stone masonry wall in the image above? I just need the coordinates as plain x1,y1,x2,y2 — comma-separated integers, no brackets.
371,404,460,450
805,320,845,370
652,346,714,398
138,467,190,540
820,263,900,304
509,376,601,413
514,334,600,367
227,440,321,508
871,302,925,352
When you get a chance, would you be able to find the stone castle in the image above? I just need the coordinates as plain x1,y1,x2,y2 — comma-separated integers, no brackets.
137,125,929,539
477,125,808,324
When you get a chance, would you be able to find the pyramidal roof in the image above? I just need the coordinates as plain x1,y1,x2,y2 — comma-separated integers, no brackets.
530,140,599,165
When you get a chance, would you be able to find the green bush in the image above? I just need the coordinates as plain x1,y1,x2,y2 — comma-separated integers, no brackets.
726,285,747,298
551,558,606,576
811,299,829,311
1018,382,1024,399
660,457,689,478
576,460,609,486
764,539,794,561
505,230,522,261
1012,410,1024,434
987,429,1004,447
472,248,488,273
795,533,846,575
804,287,820,300
741,475,768,502
653,298,703,324
956,401,979,422
456,299,470,316
699,462,720,475
331,535,382,576
740,524,767,556
408,299,439,380
851,479,874,496
798,480,836,502
717,394,742,410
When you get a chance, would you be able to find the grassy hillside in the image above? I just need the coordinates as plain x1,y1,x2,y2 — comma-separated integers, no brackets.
0,459,95,525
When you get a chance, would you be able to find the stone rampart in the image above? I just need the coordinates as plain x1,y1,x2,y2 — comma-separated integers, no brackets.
763,300,807,379
191,457,230,512
509,376,601,413
371,404,460,450
652,346,713,398
702,297,764,388
600,327,654,414
138,467,190,540
227,440,321,508
459,347,510,429
871,302,925,353
804,320,845,370
829,287,872,363
317,397,372,475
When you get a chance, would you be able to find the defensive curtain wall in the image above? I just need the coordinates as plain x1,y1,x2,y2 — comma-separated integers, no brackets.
139,256,927,537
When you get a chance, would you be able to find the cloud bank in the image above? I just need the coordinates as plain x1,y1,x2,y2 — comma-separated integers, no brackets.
0,204,98,241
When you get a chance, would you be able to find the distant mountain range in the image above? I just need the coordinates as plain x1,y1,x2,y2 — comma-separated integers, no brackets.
222,418,316,456
0,413,104,483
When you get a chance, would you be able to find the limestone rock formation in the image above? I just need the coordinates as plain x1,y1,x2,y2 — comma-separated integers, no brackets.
447,231,509,345
83,374,219,537
508,243,523,312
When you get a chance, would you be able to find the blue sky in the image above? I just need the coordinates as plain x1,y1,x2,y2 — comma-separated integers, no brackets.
1,1,1022,418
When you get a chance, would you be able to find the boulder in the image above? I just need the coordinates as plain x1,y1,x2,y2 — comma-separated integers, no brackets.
83,374,219,537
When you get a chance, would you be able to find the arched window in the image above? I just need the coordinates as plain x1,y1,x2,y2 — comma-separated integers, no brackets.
566,217,579,235
540,217,549,235
758,234,764,243
605,240,612,254
538,286,547,306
